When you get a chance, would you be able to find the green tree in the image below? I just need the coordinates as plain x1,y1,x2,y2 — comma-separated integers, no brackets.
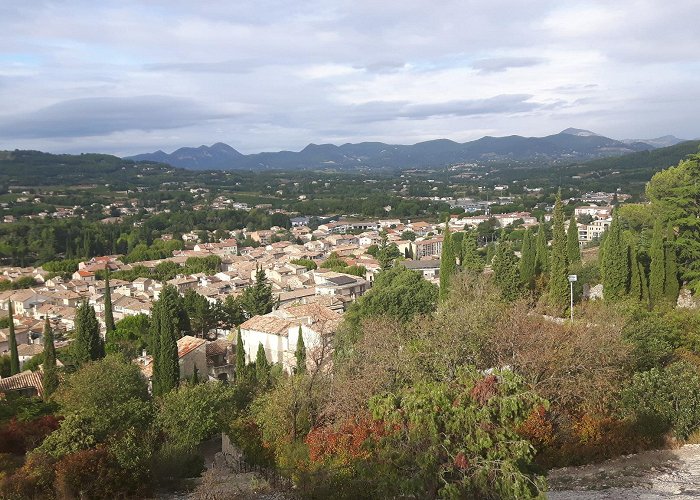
646,153,700,292
7,300,19,375
628,243,648,304
664,226,680,304
461,230,483,272
368,367,546,498
534,219,548,275
157,382,239,451
519,228,536,289
438,219,456,301
236,327,245,381
73,301,104,364
255,343,270,387
42,318,59,398
37,354,151,459
649,219,666,306
601,211,629,301
491,237,521,302
103,267,115,337
567,213,581,265
548,194,570,314
377,231,402,270
151,286,182,397
241,267,275,317
295,325,306,374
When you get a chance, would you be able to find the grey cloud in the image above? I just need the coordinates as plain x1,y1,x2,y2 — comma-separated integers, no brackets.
472,57,545,74
0,95,238,139
349,94,543,123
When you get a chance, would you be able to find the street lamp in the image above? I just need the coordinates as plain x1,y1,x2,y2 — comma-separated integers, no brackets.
568,275,577,323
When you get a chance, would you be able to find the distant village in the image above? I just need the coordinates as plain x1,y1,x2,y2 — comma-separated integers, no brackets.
0,192,618,395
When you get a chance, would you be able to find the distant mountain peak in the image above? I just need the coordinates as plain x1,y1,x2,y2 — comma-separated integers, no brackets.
560,128,601,137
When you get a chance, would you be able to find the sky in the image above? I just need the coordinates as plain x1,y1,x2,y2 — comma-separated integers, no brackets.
0,1,698,156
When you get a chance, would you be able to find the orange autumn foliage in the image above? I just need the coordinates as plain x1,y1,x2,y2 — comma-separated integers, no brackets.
306,416,387,464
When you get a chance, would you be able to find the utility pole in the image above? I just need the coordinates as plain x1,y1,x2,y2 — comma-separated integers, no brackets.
568,274,577,323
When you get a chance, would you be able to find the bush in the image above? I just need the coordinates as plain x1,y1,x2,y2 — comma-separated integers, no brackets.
54,447,148,499
150,443,204,487
0,452,55,500
0,415,61,454
621,361,700,439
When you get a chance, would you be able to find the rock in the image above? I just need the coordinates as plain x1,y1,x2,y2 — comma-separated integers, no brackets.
677,288,699,309
588,284,604,300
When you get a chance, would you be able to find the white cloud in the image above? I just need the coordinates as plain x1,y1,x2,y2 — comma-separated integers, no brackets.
0,0,698,155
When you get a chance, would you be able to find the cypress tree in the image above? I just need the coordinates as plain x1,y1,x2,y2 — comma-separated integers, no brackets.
439,218,456,301
648,220,665,306
492,237,521,302
567,214,581,265
295,325,306,374
548,193,570,314
535,219,548,275
42,317,58,398
601,211,629,301
152,304,179,397
103,266,115,337
42,317,59,398
629,243,644,301
664,226,680,304
519,228,536,289
74,301,104,364
461,230,483,272
235,326,245,380
255,342,269,386
7,300,19,375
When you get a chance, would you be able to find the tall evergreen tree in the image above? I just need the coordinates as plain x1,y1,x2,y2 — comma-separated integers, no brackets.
255,342,270,386
519,228,536,289
103,266,115,337
567,214,581,265
664,226,680,304
548,193,570,314
601,211,629,301
649,219,665,306
152,302,179,397
73,301,104,364
42,318,59,398
461,230,483,272
236,326,245,380
439,218,457,301
7,300,19,375
628,243,646,302
491,237,521,302
295,325,306,374
534,219,548,275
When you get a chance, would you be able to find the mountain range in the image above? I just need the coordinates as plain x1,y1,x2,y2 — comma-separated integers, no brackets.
126,129,686,170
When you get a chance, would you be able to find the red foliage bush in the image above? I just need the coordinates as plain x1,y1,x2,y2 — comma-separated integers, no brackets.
306,416,387,464
0,452,56,500
54,447,146,499
470,375,499,406
0,415,61,454
533,412,659,468
517,405,555,449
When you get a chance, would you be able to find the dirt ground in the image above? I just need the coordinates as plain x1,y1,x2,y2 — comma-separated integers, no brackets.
548,444,700,499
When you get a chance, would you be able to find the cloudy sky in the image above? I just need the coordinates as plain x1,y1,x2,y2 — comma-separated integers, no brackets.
0,1,698,156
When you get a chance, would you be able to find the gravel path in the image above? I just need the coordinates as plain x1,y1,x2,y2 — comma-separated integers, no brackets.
548,445,700,499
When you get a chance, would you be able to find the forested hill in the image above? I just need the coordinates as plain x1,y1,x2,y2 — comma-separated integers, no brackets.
0,150,191,187
488,140,700,193
126,129,655,170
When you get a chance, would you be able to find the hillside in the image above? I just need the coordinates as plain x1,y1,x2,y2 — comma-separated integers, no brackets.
487,140,700,193
126,129,655,170
0,149,191,187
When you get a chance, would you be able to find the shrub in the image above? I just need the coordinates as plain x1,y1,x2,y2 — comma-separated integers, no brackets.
54,447,147,499
621,361,700,440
